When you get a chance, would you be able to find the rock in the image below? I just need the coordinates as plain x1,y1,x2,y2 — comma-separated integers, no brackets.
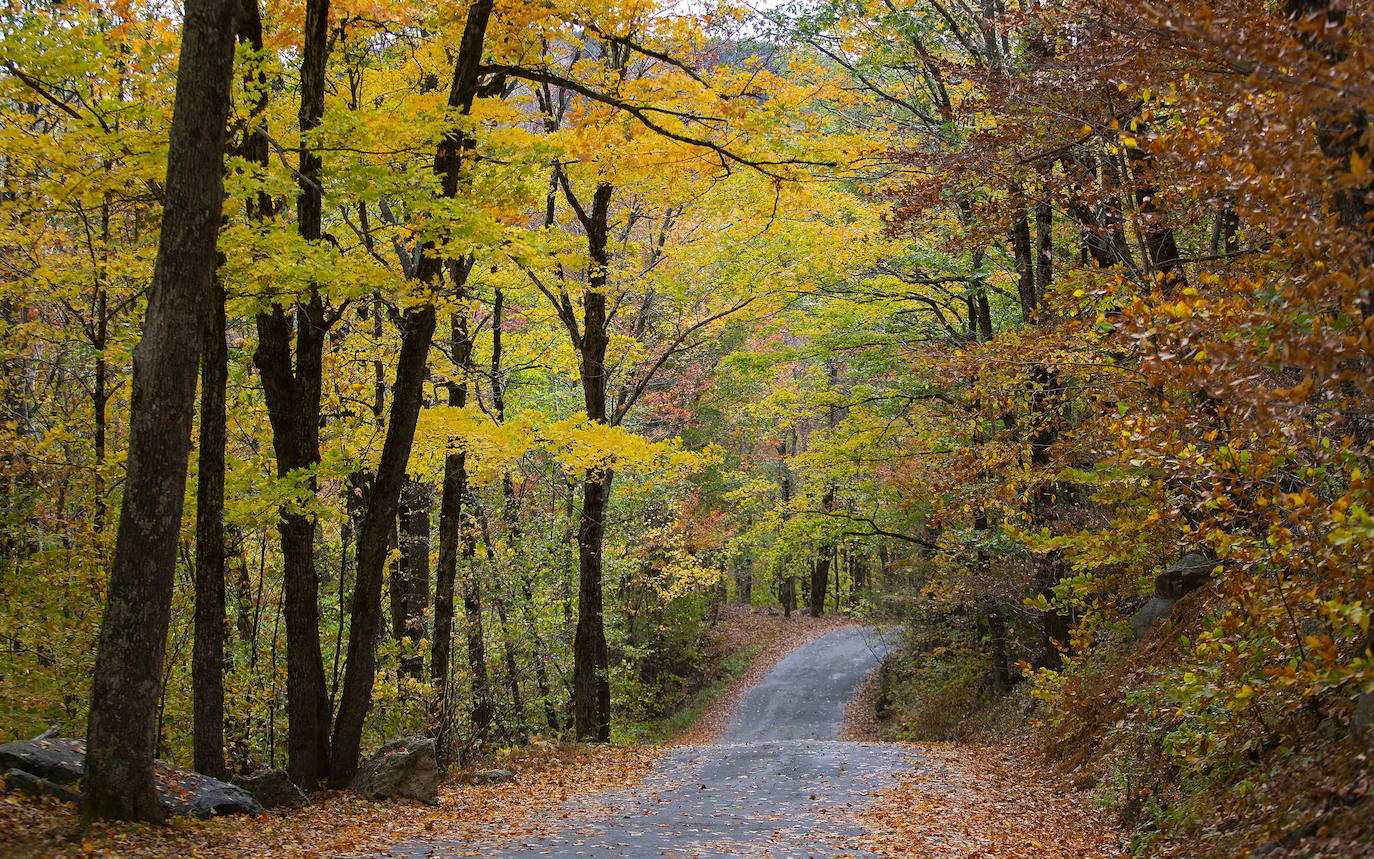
0,737,85,784
473,768,515,785
1130,596,1177,640
153,762,263,818
1155,552,1216,601
0,737,261,818
353,737,439,804
1131,553,1218,640
4,768,83,804
231,768,308,809
1353,690,1374,742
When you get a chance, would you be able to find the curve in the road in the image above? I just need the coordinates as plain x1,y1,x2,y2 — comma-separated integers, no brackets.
380,624,920,859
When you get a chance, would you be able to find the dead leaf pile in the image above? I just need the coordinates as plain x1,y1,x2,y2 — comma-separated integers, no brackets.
858,741,1125,859
0,742,657,858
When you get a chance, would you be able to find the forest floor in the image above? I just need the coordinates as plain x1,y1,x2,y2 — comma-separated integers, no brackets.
0,610,1122,858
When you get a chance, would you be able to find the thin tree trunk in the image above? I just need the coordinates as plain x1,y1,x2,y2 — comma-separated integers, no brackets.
433,310,478,764
330,0,493,784
249,0,334,788
84,0,236,820
330,305,436,786
193,277,229,780
394,477,431,681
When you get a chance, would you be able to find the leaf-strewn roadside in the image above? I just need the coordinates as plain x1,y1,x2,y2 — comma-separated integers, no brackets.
0,743,656,858
859,741,1124,859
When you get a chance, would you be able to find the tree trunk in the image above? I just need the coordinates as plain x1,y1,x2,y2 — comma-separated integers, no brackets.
568,182,615,742
810,548,830,618
434,310,479,765
250,0,334,788
329,0,492,786
394,477,431,681
193,278,229,780
1009,198,1037,321
1033,175,1053,297
84,0,236,821
461,520,493,744
573,469,614,741
330,306,436,786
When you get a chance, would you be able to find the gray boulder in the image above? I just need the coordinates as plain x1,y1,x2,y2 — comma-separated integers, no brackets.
4,768,83,804
232,768,308,809
0,737,85,784
0,737,261,818
1131,552,1217,639
353,737,439,804
153,763,263,818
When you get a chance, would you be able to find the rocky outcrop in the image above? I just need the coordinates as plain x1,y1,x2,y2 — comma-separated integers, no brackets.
231,768,308,809
353,737,439,804
1131,552,1218,639
0,737,262,818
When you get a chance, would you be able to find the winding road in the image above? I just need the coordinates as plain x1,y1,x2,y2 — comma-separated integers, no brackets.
385,625,918,858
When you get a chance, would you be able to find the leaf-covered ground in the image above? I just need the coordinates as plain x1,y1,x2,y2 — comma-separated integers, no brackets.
1,615,1124,858
0,743,657,858
859,742,1124,858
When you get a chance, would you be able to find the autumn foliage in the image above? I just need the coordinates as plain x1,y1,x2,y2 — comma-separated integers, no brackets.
0,0,1372,852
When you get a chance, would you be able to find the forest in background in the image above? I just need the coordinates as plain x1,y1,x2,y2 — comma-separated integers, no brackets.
1,0,1371,852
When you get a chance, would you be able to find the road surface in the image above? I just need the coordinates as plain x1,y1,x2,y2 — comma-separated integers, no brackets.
382,625,918,858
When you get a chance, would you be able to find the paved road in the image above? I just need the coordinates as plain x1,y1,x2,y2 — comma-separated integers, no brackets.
382,625,919,859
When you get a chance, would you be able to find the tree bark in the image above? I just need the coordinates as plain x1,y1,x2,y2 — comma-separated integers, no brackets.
330,306,436,786
84,0,237,821
573,469,614,741
433,312,479,766
193,277,229,780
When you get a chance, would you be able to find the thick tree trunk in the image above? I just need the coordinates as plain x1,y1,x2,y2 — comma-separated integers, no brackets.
193,278,229,780
84,0,236,821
